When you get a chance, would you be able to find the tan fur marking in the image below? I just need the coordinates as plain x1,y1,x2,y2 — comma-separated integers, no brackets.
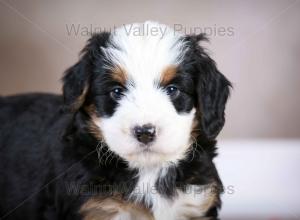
80,196,154,220
160,65,178,86
111,66,128,85
200,184,219,213
181,184,219,220
71,85,89,111
88,119,102,140
191,113,202,139
84,104,102,140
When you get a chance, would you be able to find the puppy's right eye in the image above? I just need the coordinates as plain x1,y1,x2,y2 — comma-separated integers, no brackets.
110,87,124,101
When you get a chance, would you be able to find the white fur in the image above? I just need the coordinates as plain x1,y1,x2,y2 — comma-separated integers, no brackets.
97,21,195,168
129,167,212,220
94,22,211,219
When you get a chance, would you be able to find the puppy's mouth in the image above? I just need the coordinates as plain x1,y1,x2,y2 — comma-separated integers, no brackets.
131,146,158,155
124,146,162,158
138,143,154,151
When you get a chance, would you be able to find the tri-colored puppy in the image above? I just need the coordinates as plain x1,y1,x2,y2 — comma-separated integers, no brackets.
0,21,231,220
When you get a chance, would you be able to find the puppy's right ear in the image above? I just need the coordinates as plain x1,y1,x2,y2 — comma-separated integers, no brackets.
62,32,110,111
62,59,88,111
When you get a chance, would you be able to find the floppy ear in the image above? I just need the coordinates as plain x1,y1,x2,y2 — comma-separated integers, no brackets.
198,62,231,139
188,34,232,140
62,60,89,111
62,32,110,111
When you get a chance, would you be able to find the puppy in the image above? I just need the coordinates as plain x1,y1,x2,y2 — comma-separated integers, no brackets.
0,21,231,220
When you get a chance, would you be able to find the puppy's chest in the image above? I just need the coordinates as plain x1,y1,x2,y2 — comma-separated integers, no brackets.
129,169,214,220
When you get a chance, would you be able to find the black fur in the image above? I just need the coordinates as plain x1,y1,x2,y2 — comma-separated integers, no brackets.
183,34,232,139
0,32,230,220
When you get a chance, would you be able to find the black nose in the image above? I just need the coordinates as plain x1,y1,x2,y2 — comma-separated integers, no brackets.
133,124,156,145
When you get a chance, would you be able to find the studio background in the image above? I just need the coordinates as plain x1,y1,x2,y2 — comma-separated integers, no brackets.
1,0,299,219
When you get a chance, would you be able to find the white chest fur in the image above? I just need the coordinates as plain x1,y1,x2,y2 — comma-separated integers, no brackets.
129,168,215,220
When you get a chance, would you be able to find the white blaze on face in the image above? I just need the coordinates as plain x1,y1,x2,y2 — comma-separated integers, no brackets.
98,21,196,168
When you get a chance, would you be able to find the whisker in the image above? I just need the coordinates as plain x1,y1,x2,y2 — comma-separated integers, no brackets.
104,150,114,166
189,135,205,161
99,147,110,164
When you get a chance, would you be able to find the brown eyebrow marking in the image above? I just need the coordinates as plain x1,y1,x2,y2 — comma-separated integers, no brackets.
160,65,178,86
111,66,128,85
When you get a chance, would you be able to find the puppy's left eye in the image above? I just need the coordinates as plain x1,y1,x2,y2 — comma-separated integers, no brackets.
165,85,180,99
110,87,125,101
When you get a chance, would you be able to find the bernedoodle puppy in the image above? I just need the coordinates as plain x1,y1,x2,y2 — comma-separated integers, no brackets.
0,21,231,220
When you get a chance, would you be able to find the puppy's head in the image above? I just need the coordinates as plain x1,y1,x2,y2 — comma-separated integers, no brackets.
63,22,231,168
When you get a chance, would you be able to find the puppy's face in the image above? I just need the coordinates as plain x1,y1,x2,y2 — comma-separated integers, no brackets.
63,22,231,168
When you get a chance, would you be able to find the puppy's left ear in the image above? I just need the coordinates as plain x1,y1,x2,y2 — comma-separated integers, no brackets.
187,34,232,140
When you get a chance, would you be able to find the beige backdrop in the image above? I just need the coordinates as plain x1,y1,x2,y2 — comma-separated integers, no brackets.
1,0,300,139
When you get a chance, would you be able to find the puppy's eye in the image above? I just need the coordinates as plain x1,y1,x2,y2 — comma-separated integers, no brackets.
110,87,124,100
165,85,180,99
